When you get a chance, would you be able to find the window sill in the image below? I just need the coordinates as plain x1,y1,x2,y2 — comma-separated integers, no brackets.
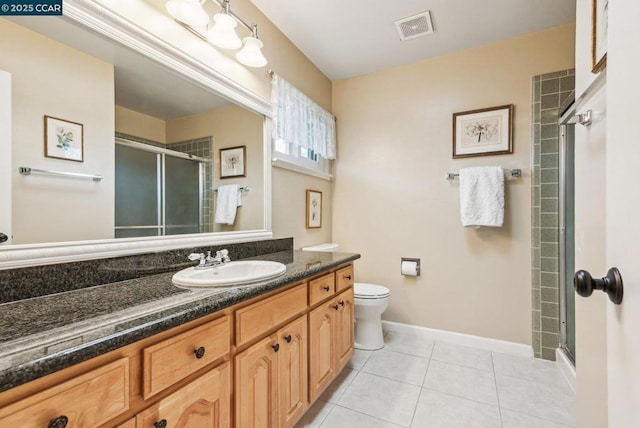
272,158,333,181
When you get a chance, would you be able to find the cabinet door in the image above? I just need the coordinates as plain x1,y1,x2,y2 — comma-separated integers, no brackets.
278,315,308,428
335,288,355,370
235,336,279,428
308,303,336,402
136,362,230,428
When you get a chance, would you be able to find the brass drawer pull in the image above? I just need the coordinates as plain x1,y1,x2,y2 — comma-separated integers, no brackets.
323,285,330,292
154,420,167,428
272,343,280,352
345,274,352,280
284,334,292,343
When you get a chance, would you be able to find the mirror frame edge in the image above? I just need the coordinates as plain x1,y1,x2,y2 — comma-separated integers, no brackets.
0,0,274,270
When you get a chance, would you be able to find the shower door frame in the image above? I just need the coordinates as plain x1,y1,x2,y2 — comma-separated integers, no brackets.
558,102,577,364
115,138,206,237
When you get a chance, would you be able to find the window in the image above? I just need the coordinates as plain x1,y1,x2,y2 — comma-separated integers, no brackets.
271,74,336,179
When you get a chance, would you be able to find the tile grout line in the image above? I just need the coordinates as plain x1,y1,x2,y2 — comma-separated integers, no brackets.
408,341,436,427
491,352,505,427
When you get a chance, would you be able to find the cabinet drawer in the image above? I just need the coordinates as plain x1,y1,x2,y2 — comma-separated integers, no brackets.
143,316,230,399
0,358,129,427
336,265,354,292
309,273,335,306
235,283,307,347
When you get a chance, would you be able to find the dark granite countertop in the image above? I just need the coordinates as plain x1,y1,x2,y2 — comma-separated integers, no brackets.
0,250,359,393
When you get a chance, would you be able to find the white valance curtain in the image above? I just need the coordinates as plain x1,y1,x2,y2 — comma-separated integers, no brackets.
271,73,336,160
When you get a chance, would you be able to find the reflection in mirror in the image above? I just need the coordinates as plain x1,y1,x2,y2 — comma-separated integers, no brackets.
0,14,265,246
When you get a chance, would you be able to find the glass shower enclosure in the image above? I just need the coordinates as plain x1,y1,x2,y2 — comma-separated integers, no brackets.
115,139,205,238
559,111,576,363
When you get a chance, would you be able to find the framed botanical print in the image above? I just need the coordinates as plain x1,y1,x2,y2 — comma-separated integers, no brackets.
220,145,246,178
592,0,608,73
452,105,514,159
44,115,84,162
306,190,322,229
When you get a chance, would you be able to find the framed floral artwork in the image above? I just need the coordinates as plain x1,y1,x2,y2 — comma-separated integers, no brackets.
220,145,246,178
452,104,514,158
44,115,84,162
592,0,608,73
306,190,322,229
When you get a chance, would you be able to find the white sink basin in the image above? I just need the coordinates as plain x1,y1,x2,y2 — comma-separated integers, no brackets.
172,260,287,288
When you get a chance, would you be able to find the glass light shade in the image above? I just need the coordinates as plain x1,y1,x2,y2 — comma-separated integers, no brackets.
166,0,209,27
236,37,267,68
207,13,242,50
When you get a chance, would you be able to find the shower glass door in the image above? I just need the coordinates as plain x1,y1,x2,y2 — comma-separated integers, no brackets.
559,122,576,362
115,141,204,238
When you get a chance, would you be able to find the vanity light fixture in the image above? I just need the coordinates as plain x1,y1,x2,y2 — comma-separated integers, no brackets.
165,0,267,68
165,0,210,27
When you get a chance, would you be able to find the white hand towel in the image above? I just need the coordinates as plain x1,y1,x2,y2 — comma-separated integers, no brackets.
459,166,504,227
215,184,241,225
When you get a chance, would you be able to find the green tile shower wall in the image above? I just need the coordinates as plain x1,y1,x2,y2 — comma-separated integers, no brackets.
115,133,214,233
530,69,574,361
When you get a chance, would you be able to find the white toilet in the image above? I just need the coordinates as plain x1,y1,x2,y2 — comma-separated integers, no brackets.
301,243,391,351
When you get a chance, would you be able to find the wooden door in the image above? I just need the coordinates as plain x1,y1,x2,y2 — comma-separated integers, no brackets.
235,336,279,428
136,363,230,428
278,315,307,428
0,71,11,245
308,302,336,402
335,289,355,370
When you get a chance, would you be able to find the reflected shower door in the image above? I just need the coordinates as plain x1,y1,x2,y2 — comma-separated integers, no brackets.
560,123,576,362
115,144,161,238
165,156,202,235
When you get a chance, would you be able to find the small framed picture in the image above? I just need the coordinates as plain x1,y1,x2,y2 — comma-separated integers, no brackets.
306,190,322,229
591,0,608,73
44,115,84,162
452,104,514,159
220,145,246,178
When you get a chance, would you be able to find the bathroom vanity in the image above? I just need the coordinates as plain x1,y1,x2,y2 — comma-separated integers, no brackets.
0,249,359,427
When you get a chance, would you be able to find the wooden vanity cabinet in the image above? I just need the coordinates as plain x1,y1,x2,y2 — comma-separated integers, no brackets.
0,263,355,428
308,287,355,402
136,362,230,428
235,314,308,428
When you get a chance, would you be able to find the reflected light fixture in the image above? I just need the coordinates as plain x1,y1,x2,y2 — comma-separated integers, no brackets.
165,0,209,27
165,0,267,68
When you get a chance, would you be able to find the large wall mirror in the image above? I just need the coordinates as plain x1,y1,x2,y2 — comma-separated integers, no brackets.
0,2,272,267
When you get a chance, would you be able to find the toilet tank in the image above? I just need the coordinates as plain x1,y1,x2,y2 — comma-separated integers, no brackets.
301,243,339,252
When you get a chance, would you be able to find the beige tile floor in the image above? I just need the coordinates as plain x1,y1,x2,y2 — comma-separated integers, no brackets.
296,329,575,428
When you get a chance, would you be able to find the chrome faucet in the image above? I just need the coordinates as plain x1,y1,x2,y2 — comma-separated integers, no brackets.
188,249,231,269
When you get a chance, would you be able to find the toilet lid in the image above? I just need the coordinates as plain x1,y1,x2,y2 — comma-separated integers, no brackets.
354,283,390,299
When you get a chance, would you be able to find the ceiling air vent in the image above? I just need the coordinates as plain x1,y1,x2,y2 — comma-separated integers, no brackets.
394,11,434,41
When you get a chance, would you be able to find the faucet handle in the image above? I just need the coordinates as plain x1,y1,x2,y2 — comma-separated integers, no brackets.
188,253,204,262
216,249,231,262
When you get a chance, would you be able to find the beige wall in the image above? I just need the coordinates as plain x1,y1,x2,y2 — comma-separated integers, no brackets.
0,18,115,244
115,106,166,143
332,24,575,344
101,0,334,246
167,105,264,232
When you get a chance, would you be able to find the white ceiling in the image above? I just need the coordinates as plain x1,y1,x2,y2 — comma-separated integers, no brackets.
250,0,576,81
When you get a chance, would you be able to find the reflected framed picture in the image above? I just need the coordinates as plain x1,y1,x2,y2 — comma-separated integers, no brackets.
220,145,246,178
44,115,84,162
592,0,608,73
452,104,514,158
306,190,322,229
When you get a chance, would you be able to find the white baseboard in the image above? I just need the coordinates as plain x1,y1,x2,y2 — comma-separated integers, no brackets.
381,320,533,358
555,348,576,392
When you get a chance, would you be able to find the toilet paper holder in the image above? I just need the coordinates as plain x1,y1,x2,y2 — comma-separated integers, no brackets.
401,257,421,276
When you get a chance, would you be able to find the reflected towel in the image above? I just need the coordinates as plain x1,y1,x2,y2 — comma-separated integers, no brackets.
215,184,241,225
459,166,504,227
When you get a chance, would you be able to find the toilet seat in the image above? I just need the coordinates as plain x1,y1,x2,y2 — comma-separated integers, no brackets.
354,283,390,299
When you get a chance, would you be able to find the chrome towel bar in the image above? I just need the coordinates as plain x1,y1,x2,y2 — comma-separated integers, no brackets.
213,186,250,192
445,168,522,180
19,167,103,182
